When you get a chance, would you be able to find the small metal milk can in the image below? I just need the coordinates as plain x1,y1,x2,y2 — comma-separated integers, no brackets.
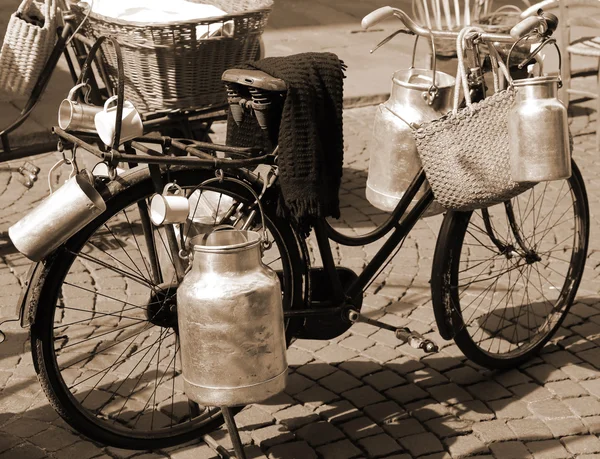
508,39,571,183
177,184,287,407
366,36,455,216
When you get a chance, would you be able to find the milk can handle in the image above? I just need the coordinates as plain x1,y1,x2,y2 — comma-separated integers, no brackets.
506,34,562,87
410,30,439,104
195,175,270,248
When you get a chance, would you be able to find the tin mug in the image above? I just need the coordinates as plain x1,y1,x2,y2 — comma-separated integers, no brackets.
150,183,189,226
58,83,102,133
94,95,143,146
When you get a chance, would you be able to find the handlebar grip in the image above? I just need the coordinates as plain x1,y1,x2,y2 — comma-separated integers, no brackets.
510,15,543,39
362,6,395,29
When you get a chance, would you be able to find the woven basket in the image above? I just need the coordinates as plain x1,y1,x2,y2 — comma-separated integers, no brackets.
0,0,59,100
72,0,273,114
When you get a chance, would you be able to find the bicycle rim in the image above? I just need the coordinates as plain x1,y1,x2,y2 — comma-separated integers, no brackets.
30,167,304,449
433,160,589,369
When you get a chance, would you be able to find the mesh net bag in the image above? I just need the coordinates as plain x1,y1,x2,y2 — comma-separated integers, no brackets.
414,27,534,211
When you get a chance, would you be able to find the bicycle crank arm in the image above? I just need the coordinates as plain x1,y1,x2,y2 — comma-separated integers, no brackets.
346,309,439,353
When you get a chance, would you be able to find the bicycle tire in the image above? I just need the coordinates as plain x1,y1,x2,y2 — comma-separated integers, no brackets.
30,166,306,449
432,159,589,369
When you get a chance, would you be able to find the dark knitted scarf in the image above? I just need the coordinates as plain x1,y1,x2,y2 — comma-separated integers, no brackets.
226,52,346,230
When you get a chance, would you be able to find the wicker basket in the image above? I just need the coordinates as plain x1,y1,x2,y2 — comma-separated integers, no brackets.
72,0,273,114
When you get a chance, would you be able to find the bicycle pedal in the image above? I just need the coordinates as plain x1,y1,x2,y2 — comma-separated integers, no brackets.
21,161,41,176
16,168,37,189
347,309,438,353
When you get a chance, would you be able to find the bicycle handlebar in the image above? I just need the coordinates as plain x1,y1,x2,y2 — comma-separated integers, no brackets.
361,6,555,44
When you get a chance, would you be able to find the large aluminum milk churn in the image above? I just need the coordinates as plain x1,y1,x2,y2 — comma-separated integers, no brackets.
366,67,455,216
177,228,288,407
508,76,570,183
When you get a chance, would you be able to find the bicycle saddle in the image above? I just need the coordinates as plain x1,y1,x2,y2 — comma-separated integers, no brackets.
222,69,287,92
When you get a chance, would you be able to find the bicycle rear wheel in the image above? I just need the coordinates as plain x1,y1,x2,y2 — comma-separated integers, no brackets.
432,160,589,369
30,166,306,449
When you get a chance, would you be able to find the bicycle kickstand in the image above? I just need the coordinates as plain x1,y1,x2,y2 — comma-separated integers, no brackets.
346,309,439,353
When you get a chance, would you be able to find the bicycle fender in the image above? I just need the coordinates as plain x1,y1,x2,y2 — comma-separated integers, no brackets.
16,258,52,328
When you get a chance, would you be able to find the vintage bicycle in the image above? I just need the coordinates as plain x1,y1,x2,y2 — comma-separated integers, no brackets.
9,6,589,452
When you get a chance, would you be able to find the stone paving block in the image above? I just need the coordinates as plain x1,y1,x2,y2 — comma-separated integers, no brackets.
560,363,600,381
294,384,339,410
363,400,405,424
543,417,588,437
489,440,532,458
580,378,600,398
444,434,489,458
256,393,296,414
541,351,583,368
0,432,21,455
422,355,463,373
28,425,80,452
545,380,589,398
55,440,105,459
292,340,328,353
340,416,384,440
235,406,275,430
383,418,427,440
526,439,572,459
576,349,600,369
285,373,315,395
443,366,485,385
582,415,600,434
385,383,429,405
472,419,518,443
510,383,554,402
1,417,49,438
267,441,317,459
405,368,448,388
296,362,337,381
398,432,445,457
315,344,359,364
362,344,402,364
339,335,376,352
452,400,495,422
0,442,47,459
424,415,473,438
251,424,295,449
487,397,531,420
387,355,425,375
562,434,600,455
315,400,361,425
494,369,534,388
295,421,345,447
320,370,362,394
508,419,555,442
285,348,316,368
523,364,570,383
342,385,386,408
316,439,364,459
363,370,406,391
404,399,450,422
427,383,474,405
527,399,575,419
338,356,384,379
564,396,600,417
467,380,513,401
358,433,403,458
273,404,320,430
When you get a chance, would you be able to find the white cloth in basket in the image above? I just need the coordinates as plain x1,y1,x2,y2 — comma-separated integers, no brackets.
78,0,233,37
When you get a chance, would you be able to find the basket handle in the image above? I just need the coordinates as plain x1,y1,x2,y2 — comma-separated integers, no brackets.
77,36,125,151
17,0,37,16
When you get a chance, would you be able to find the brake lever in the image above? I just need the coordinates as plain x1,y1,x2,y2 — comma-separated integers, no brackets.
370,28,413,53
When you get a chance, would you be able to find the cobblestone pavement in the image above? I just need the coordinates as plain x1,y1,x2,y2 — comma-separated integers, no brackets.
1,104,600,459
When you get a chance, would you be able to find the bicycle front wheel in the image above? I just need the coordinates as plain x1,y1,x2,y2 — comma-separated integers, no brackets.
30,166,306,449
432,160,589,369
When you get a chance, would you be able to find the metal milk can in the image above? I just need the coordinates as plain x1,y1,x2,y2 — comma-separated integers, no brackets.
366,64,455,216
509,75,570,183
177,226,287,407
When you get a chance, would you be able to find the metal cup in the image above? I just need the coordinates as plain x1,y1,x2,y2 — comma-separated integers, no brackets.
58,83,102,133
8,174,107,261
150,183,189,226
